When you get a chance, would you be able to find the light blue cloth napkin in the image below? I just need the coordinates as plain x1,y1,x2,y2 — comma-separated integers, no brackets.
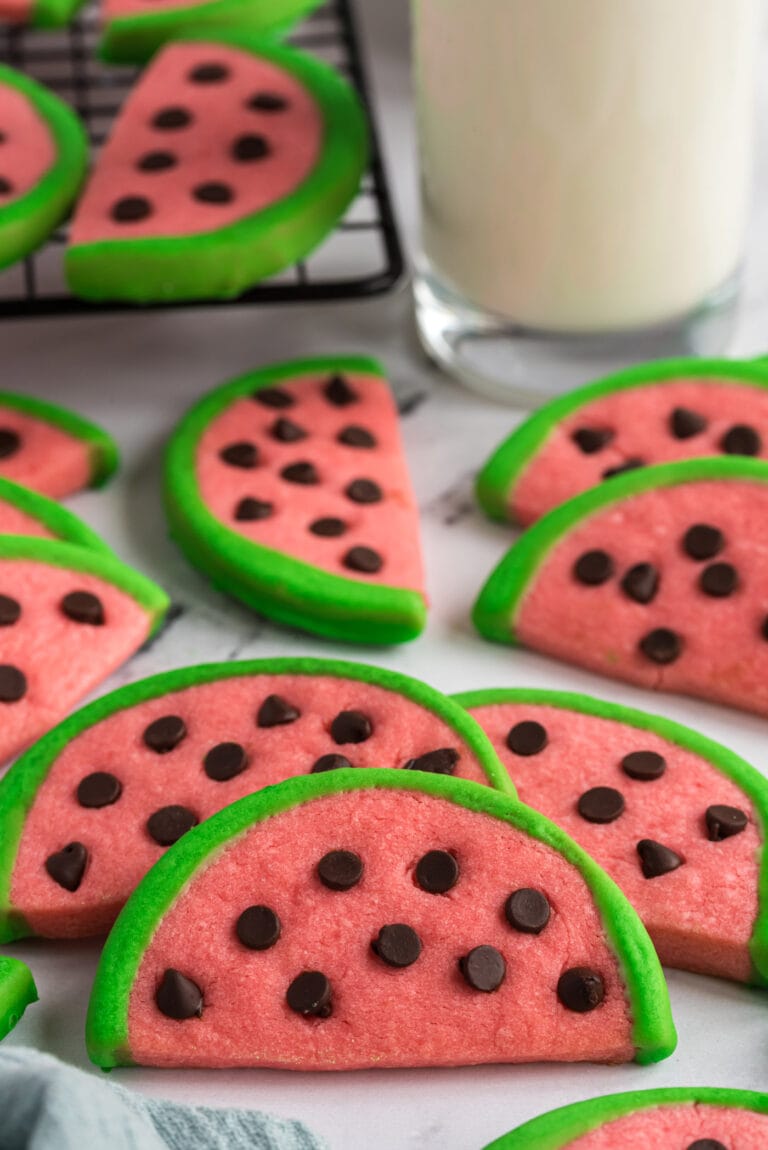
0,1047,327,1150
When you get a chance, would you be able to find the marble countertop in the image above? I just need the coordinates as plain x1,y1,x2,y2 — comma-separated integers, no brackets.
5,2,768,1148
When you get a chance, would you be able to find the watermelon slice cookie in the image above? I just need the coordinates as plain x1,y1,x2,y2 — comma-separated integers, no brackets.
86,770,676,1069
474,457,768,716
483,1087,768,1149
0,477,110,552
477,357,768,526
165,357,427,644
0,68,87,269
0,656,508,942
456,688,768,984
0,955,37,1041
0,0,85,25
66,34,367,303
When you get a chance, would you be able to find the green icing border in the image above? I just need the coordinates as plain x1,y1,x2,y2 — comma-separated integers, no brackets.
86,768,676,1069
0,955,38,1041
0,476,112,553
453,687,768,986
483,1087,768,1149
164,355,428,645
66,33,368,303
31,0,87,26
473,455,768,644
0,391,119,489
0,66,88,269
475,357,768,523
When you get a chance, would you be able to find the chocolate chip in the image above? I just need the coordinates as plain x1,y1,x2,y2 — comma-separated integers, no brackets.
687,1141,727,1150
254,387,294,409
155,969,203,1019
0,177,12,196
257,694,300,727
111,196,152,223
557,967,605,1012
248,91,289,112
338,426,377,448
236,905,281,950
602,457,644,479
310,517,346,537
415,850,459,894
45,842,87,891
143,714,186,753
343,546,383,574
577,786,625,824
345,478,382,504
203,742,248,781
705,804,748,841
137,150,177,172
286,971,332,1017
683,524,724,560
153,107,192,130
372,924,422,967
147,805,198,846
232,133,270,161
637,839,684,878
700,562,738,598
193,181,234,204
317,849,363,891
403,748,459,774
60,591,105,625
571,427,614,454
271,417,307,443
0,429,20,459
235,497,273,522
0,665,26,702
620,563,659,604
639,628,683,665
573,550,614,586
0,595,20,625
324,374,357,406
721,424,761,455
762,615,768,641
189,62,229,83
506,720,548,756
459,945,506,992
330,710,373,744
670,406,708,439
311,753,353,773
77,771,122,808
219,441,259,468
621,750,666,781
505,888,551,934
281,461,319,485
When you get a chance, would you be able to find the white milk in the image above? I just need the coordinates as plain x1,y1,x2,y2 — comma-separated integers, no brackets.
413,0,760,333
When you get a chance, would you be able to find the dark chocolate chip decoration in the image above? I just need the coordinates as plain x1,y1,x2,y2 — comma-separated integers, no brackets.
271,417,307,443
0,177,12,196
281,461,319,485
317,849,364,891
573,549,614,586
620,563,659,604
683,523,724,560
232,133,270,162
111,195,152,223
45,841,87,891
459,945,506,992
621,750,666,781
219,441,259,469
571,427,614,454
372,923,422,968
152,107,192,130
0,428,20,459
286,971,332,1017
147,804,198,846
403,747,459,775
330,710,373,744
0,594,20,625
557,967,605,1012
345,478,382,504
193,181,234,204
602,457,644,479
338,425,377,448
324,374,357,406
415,850,459,894
155,968,203,1020
143,714,186,753
637,838,684,878
577,786,625,824
257,694,300,727
204,742,248,782
309,517,346,537
254,387,294,409
137,150,177,172
0,665,26,702
343,546,383,574
506,720,548,756
236,904,281,950
189,62,229,83
639,628,683,665
248,91,289,112
670,406,708,439
687,1141,727,1150
705,804,748,841
77,771,122,808
505,888,551,934
700,562,739,598
721,424,762,456
60,590,105,625
235,497,273,522
311,753,353,773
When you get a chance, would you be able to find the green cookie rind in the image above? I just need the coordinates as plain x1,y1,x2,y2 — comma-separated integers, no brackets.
453,686,768,986
0,477,112,554
0,655,510,943
31,0,86,26
66,34,368,303
474,455,768,645
0,390,119,488
86,768,675,1069
483,1086,768,1149
476,357,768,523
0,955,38,1041
0,67,88,269
165,355,427,644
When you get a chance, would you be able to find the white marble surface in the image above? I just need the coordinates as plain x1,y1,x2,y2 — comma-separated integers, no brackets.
5,2,768,1148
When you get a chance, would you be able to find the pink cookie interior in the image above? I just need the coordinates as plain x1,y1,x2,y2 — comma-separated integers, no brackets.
196,370,425,591
127,787,634,1069
0,82,55,200
0,406,92,499
12,673,488,938
0,0,33,22
104,0,209,19
512,377,768,524
515,479,768,715
468,701,761,982
0,501,54,538
564,1102,768,1148
70,42,321,244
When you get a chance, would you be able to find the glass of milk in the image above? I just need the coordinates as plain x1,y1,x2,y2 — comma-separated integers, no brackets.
412,0,761,405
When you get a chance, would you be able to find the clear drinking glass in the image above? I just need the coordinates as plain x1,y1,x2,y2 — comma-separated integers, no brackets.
412,0,761,405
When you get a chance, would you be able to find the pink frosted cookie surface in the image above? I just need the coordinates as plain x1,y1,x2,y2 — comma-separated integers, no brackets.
0,406,92,499
0,501,54,538
0,83,54,199
127,788,634,1069
104,0,208,18
564,1102,768,1148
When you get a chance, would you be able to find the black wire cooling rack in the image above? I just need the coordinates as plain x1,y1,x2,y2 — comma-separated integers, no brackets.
0,0,405,317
